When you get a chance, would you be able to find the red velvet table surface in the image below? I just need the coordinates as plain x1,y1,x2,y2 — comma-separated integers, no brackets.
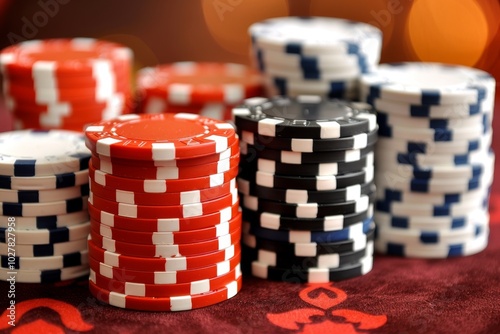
0,105,499,334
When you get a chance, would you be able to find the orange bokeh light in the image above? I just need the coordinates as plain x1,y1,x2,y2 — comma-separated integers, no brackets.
406,0,489,66
202,0,289,56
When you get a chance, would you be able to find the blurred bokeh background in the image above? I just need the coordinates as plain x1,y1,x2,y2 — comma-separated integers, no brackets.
0,0,498,82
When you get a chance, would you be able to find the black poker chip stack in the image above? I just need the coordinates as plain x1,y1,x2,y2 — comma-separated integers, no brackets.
233,95,378,283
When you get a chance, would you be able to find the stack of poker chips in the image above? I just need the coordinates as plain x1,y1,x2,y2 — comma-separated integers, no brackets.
0,38,133,131
248,17,382,100
0,130,91,283
135,62,264,120
84,113,242,311
360,62,496,258
233,95,378,283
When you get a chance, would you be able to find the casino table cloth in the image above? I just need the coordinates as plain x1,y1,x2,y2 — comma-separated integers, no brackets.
0,94,498,334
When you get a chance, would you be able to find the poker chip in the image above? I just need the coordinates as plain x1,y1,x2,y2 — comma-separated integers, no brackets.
85,113,237,161
249,16,382,98
88,189,238,219
375,197,488,217
243,227,375,257
88,237,240,274
246,254,373,283
0,238,88,257
365,94,494,119
242,205,372,232
0,130,90,176
374,231,489,259
89,227,240,258
88,202,241,232
89,276,242,312
243,241,371,269
374,210,489,231
0,130,90,283
90,152,240,180
376,187,490,206
93,139,240,168
0,211,89,231
0,169,89,191
0,196,88,217
89,179,236,206
360,62,495,258
240,141,374,164
0,38,133,131
0,266,89,283
0,221,90,245
375,161,493,194
239,177,374,204
244,218,373,244
378,110,487,130
89,163,239,193
1,250,88,270
251,167,373,191
86,112,242,309
360,63,495,105
136,62,264,121
90,213,241,245
234,96,376,139
376,146,491,168
241,153,373,177
240,193,372,218
375,135,492,155
240,126,378,152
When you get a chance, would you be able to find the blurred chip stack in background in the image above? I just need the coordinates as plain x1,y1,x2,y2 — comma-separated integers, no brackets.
0,38,133,131
135,62,264,120
0,130,91,283
248,17,382,100
360,62,496,258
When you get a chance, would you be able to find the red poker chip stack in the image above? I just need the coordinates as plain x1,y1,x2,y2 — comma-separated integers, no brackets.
0,38,133,131
135,62,264,121
84,113,242,311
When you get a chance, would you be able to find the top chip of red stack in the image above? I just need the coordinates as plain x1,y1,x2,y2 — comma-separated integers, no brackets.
84,113,238,161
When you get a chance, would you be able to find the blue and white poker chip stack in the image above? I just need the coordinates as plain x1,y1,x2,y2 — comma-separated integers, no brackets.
233,95,378,283
360,62,496,258
248,16,382,100
0,130,91,282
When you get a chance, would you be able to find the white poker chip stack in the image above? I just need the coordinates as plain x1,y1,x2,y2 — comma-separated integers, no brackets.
0,130,91,282
360,62,496,258
249,16,382,100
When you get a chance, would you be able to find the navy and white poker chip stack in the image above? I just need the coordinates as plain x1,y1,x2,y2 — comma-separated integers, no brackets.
233,95,378,283
361,62,495,258
249,16,382,100
0,130,91,282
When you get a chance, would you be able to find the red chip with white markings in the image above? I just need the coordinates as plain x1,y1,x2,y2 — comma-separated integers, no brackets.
85,113,237,161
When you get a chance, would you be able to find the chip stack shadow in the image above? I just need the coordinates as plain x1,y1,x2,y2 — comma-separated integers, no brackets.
85,113,243,311
233,95,377,283
360,62,496,258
